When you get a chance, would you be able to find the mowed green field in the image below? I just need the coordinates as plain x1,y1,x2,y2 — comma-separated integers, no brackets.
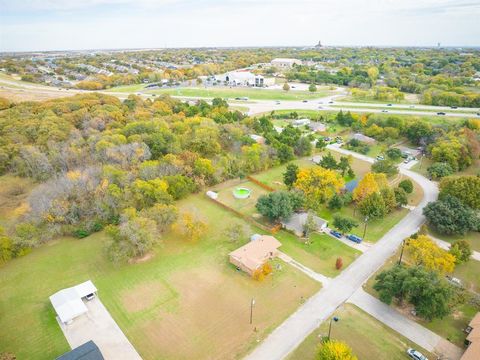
0,194,321,360
144,87,332,101
287,304,434,360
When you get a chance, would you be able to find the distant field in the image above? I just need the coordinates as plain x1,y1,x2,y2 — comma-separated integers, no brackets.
337,93,420,104
0,194,321,360
144,87,332,101
287,303,434,360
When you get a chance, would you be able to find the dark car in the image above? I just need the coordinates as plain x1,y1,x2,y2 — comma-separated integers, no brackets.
437,112,446,115
387,103,392,106
450,106,458,109
346,234,362,243
330,230,342,239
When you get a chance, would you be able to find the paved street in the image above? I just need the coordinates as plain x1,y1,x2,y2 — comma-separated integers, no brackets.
245,147,439,360
348,288,463,360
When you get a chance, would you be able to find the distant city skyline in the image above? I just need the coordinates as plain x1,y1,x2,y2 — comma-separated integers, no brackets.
1,0,480,52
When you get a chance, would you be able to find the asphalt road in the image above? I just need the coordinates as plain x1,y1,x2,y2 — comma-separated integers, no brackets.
244,146,439,360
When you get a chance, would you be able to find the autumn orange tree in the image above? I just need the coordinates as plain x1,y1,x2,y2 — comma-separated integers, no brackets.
294,167,344,209
406,235,456,274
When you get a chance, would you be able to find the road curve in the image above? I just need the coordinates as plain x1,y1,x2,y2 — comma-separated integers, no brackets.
244,145,438,360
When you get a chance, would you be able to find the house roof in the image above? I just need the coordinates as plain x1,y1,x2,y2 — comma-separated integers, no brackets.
344,179,359,192
462,340,480,360
56,340,104,360
352,133,376,144
281,212,328,236
50,280,97,323
469,312,480,328
229,235,281,270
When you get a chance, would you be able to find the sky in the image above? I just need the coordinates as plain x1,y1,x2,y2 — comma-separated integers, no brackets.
1,0,480,52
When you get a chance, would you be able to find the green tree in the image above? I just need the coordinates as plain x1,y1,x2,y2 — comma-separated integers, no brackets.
320,153,338,170
327,193,344,210
283,82,290,92
386,148,402,160
449,240,472,265
423,196,478,235
309,83,317,92
427,162,453,180
256,191,302,221
394,187,408,207
371,160,398,177
374,265,454,320
332,215,358,234
439,176,480,210
398,179,413,194
359,192,387,219
283,163,299,189
0,226,13,264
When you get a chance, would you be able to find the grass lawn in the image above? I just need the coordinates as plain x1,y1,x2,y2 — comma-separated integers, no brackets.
144,87,332,101
275,231,361,277
428,227,480,252
104,83,148,93
287,303,434,360
251,149,372,192
0,194,321,360
211,179,271,217
317,204,409,243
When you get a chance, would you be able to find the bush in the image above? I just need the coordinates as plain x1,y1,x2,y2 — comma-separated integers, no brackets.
327,193,343,210
73,229,90,238
335,257,343,270
428,162,453,180
398,179,413,194
371,160,398,177
449,240,472,265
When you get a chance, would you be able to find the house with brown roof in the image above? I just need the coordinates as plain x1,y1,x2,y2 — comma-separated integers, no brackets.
229,235,281,276
462,313,480,360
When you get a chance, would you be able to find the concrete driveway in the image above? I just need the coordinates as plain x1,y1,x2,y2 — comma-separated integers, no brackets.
57,297,142,360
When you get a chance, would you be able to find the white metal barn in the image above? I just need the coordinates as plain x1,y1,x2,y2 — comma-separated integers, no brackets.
50,280,98,324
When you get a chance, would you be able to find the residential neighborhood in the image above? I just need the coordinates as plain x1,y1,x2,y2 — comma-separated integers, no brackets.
0,2,480,360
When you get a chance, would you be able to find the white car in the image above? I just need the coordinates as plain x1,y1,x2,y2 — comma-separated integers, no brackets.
406,348,428,360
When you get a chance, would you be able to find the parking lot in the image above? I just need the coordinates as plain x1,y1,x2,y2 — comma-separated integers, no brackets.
57,297,142,360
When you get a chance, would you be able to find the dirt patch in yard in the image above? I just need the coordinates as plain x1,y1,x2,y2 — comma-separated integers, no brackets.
121,281,171,313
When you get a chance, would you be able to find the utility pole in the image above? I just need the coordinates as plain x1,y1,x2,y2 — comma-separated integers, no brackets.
328,316,339,340
250,298,255,324
362,216,369,240
398,239,408,265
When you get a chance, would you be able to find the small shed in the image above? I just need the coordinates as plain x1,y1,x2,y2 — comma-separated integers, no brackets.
206,191,218,200
50,280,97,324
293,118,311,127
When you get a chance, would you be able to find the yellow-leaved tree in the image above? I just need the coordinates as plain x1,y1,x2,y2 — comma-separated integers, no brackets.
294,167,344,210
352,172,380,202
406,235,456,274
317,340,358,360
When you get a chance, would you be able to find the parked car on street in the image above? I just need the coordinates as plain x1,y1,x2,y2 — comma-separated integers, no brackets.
437,112,446,115
387,103,393,106
376,155,385,161
330,230,342,238
406,348,428,360
381,110,388,113
346,234,362,243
